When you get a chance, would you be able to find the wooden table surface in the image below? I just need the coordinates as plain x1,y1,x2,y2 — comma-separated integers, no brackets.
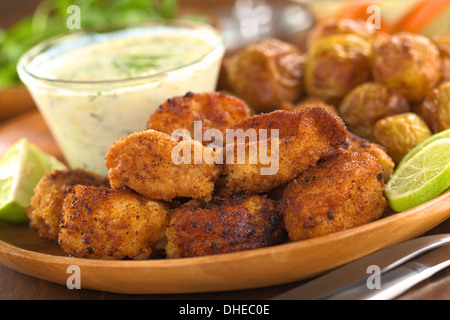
0,110,449,300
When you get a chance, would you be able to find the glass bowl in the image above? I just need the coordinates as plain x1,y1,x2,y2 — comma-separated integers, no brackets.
17,20,225,176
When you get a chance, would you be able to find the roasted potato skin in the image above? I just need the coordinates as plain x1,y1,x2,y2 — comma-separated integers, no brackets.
226,38,304,113
306,18,377,48
432,34,450,82
59,185,170,260
26,169,109,241
146,91,251,145
338,82,410,139
372,32,442,102
165,194,286,258
419,82,450,133
279,151,387,241
372,113,432,164
304,34,373,105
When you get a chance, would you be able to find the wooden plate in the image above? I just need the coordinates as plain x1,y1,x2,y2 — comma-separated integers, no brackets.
0,111,449,294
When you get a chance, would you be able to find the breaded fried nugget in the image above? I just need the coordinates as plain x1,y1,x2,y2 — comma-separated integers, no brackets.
341,132,395,182
146,91,251,145
224,107,348,194
59,185,170,260
165,194,286,258
105,129,223,201
279,151,387,241
26,169,109,241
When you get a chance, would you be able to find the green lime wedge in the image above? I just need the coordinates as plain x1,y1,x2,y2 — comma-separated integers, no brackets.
397,128,450,169
386,138,450,212
0,138,67,223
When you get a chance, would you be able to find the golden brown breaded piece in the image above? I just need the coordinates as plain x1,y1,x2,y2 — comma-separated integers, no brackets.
224,107,348,194
105,129,223,201
26,169,109,241
341,132,395,182
146,91,251,145
165,194,286,258
58,185,170,260
279,150,387,241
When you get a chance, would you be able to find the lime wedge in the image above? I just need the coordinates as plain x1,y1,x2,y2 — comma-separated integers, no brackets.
386,138,450,212
397,128,450,169
0,139,66,223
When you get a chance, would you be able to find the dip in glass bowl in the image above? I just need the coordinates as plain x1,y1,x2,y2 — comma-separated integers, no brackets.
17,20,225,176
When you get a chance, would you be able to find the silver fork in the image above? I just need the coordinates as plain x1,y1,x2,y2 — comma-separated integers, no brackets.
271,234,450,300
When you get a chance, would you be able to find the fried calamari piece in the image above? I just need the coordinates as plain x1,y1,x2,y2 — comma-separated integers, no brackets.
146,91,251,145
224,107,348,194
105,129,223,201
58,185,170,260
341,132,395,182
226,38,304,113
279,151,387,241
26,169,109,241
165,194,286,258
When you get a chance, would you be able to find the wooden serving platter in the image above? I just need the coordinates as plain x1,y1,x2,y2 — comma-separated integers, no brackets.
0,110,449,294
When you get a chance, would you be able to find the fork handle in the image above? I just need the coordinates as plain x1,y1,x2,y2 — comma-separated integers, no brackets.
327,245,450,300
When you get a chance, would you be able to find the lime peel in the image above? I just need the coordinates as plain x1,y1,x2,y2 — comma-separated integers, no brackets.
386,138,450,212
0,138,67,223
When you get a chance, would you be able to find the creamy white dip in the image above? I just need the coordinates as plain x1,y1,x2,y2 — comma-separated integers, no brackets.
19,22,225,176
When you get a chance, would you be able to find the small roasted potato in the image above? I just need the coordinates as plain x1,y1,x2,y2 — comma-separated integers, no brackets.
419,82,450,133
105,129,223,201
372,113,432,164
59,185,170,260
304,34,373,105
26,169,109,241
432,34,450,82
226,38,304,113
306,18,377,48
279,150,387,241
338,82,410,139
341,133,395,182
165,194,286,258
372,32,442,102
146,91,251,146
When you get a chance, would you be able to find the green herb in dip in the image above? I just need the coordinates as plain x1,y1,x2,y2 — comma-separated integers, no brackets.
41,34,213,81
